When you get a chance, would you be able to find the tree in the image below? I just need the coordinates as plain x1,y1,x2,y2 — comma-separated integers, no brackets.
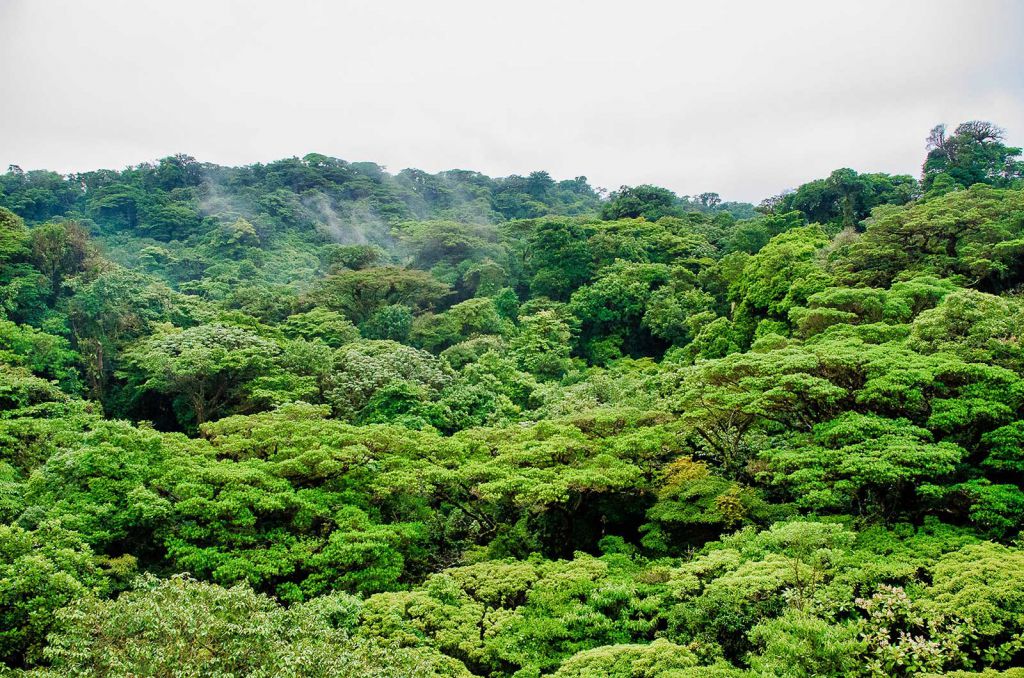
0,522,103,667
923,121,1024,193
142,202,203,240
322,243,387,271
854,584,974,676
0,207,29,265
454,422,652,557
399,220,501,272
159,461,424,597
362,554,668,675
696,192,722,209
643,283,717,347
552,639,699,677
733,225,831,321
909,289,1024,371
356,304,412,342
0,364,67,413
0,318,81,392
725,210,805,254
207,217,261,257
282,307,360,347
666,521,855,661
569,261,673,361
85,182,147,231
43,575,469,677
7,125,1024,677
834,185,1024,291
671,344,848,477
309,266,450,324
927,543,1024,666
0,168,81,222
511,310,573,379
525,219,595,301
29,220,93,298
764,413,965,517
642,456,767,551
153,153,203,190
324,340,450,420
67,267,182,400
409,297,507,352
601,185,681,221
765,170,918,230
120,323,280,426
748,610,864,678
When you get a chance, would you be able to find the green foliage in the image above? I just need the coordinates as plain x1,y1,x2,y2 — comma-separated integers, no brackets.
410,297,508,352
766,413,965,516
511,310,573,379
42,574,469,677
322,243,387,270
67,266,188,399
0,207,30,265
928,543,1024,665
2,124,1024,676
748,610,864,677
282,307,360,347
526,218,596,300
0,522,103,666
642,457,770,551
552,639,698,677
0,319,80,392
834,185,1024,291
325,339,450,420
923,122,1024,194
120,323,280,426
909,289,1024,370
734,224,831,319
310,266,450,324
724,210,805,254
360,303,414,342
0,364,67,412
853,584,973,676
602,185,683,221
361,553,671,675
569,261,673,361
764,169,919,230
28,220,94,297
206,217,261,257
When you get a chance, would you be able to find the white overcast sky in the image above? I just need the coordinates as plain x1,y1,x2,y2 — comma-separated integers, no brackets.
1,0,1022,202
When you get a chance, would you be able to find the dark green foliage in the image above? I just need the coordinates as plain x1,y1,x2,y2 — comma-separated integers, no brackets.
833,185,1024,291
602,184,682,221
764,169,919,230
923,122,1024,194
525,218,596,300
359,304,414,342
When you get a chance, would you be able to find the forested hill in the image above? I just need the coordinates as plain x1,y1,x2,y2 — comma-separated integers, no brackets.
1,121,1024,677
0,154,755,295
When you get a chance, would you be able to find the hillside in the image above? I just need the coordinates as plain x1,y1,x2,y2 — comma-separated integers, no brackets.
1,121,1024,676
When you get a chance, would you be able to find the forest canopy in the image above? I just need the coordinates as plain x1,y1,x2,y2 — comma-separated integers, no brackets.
1,120,1024,677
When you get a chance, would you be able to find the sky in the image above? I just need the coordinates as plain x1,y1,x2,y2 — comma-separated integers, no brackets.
1,0,1022,203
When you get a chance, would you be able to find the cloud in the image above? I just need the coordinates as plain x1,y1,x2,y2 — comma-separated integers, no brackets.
1,0,1022,202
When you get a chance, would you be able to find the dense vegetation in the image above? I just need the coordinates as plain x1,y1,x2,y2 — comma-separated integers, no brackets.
1,120,1023,677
